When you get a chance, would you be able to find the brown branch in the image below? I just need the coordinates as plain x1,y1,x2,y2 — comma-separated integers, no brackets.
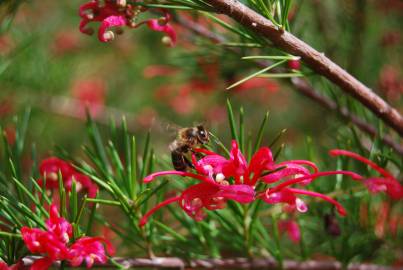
21,256,403,269
200,0,403,136
175,16,403,155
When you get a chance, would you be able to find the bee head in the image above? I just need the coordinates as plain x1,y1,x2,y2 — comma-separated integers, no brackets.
196,125,209,144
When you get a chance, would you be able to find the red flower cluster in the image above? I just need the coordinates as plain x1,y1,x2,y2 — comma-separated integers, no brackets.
0,261,22,270
38,157,98,198
329,149,403,200
21,205,115,269
140,141,362,226
79,0,176,45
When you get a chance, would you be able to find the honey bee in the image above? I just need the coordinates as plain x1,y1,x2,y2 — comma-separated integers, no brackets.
169,125,209,171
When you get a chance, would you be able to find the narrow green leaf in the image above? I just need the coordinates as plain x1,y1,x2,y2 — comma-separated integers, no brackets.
140,132,151,180
130,136,137,199
239,107,245,153
269,129,287,148
86,198,121,206
253,111,269,153
154,221,187,242
70,179,78,221
226,99,239,143
242,55,294,60
227,60,286,89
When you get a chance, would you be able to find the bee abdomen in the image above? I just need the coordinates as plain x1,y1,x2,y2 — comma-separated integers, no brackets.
171,150,188,171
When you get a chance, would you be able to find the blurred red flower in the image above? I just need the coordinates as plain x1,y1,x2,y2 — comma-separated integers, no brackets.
38,157,98,198
71,79,106,118
51,30,82,55
378,65,402,102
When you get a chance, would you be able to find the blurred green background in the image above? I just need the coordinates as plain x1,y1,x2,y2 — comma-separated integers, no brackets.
0,0,400,161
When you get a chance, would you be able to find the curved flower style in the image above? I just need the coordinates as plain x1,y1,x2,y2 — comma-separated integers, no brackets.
38,157,98,198
329,149,402,200
140,141,362,226
79,0,176,44
21,204,114,269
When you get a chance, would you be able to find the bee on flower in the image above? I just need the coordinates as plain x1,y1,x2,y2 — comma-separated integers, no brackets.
140,139,363,226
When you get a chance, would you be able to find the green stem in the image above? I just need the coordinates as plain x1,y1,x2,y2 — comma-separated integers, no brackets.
243,204,252,257
0,232,21,238
272,216,284,270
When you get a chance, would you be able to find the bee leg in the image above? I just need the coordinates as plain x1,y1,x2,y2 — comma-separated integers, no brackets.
183,156,195,170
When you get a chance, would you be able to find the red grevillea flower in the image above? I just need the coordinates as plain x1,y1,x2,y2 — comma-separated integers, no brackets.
68,237,115,268
140,141,362,225
39,157,75,189
38,157,98,198
79,1,176,44
21,204,114,269
21,205,71,262
330,149,403,200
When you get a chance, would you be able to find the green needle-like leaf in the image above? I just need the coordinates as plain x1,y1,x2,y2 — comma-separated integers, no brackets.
227,60,286,89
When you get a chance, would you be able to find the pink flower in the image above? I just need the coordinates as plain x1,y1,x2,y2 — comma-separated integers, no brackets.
38,157,98,198
278,219,301,243
329,149,403,200
79,1,176,44
39,157,75,189
21,204,114,269
21,227,69,262
140,141,362,225
68,237,115,268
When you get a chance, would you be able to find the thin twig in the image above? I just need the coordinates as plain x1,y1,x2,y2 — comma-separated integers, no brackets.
21,256,403,269
199,0,403,136
175,15,403,155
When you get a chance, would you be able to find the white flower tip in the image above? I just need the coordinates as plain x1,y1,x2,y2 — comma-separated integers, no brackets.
296,198,308,213
162,36,173,47
75,181,83,192
63,232,70,243
103,31,115,42
48,172,58,182
215,173,225,182
116,0,126,6
86,13,94,20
